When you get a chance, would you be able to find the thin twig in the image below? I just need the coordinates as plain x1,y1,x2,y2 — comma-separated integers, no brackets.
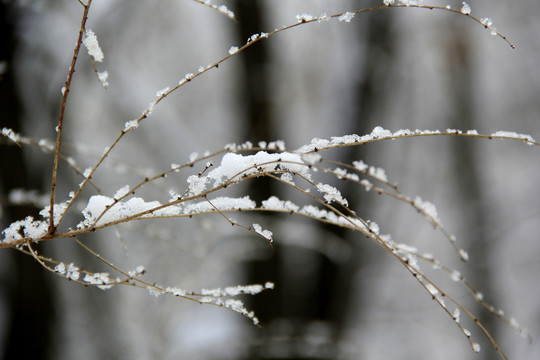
48,0,93,234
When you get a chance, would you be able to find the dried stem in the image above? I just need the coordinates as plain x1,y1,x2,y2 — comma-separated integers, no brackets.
48,0,93,234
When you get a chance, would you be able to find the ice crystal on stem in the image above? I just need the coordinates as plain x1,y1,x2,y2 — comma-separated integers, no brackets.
461,2,471,15
83,29,104,62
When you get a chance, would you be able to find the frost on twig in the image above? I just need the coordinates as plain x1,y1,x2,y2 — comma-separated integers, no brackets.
83,29,103,62
191,0,236,21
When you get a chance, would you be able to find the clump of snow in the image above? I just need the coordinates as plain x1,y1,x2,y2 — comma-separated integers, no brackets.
156,87,170,97
78,195,165,228
413,196,441,227
39,200,69,227
123,119,139,131
491,130,535,144
147,286,164,297
183,196,256,214
114,185,131,199
1,216,48,243
460,2,471,15
458,249,470,262
206,151,310,187
480,17,497,35
228,46,239,55
187,175,209,196
83,29,104,62
262,196,300,212
253,223,273,241
338,12,355,22
453,308,461,323
316,183,348,206
55,262,80,281
426,283,439,296
1,127,22,144
84,272,115,290
296,14,315,22
98,71,109,88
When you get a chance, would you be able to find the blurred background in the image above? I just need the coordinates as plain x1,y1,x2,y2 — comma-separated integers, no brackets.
1,0,539,359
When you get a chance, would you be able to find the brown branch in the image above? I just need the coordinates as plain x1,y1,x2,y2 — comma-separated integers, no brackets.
48,0,93,234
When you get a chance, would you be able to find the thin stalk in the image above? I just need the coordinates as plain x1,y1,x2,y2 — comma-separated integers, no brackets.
48,0,92,234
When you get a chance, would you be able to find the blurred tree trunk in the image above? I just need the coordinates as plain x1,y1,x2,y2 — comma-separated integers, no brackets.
0,4,55,360
445,25,498,360
232,2,395,358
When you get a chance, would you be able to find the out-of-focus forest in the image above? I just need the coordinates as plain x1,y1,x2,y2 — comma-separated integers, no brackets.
1,1,539,359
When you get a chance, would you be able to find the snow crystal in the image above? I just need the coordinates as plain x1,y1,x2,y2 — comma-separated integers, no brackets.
166,287,187,297
480,18,498,35
38,138,55,151
228,46,239,55
202,284,270,297
460,2,471,15
368,165,388,182
383,0,395,6
450,270,462,282
318,13,329,22
370,126,393,138
316,183,348,206
253,224,273,241
248,33,260,42
189,152,199,162
426,283,439,296
144,100,157,116
114,185,131,199
280,172,295,185
463,328,472,337
262,196,300,212
1,216,48,243
360,179,373,191
453,308,461,323
217,5,234,19
472,343,481,353
147,286,164,297
413,196,441,226
84,272,114,289
353,160,369,171
156,87,170,97
39,200,69,226
396,243,418,254
1,127,21,143
55,263,66,274
83,29,104,62
66,263,80,280
187,175,209,195
301,153,321,164
491,130,535,144
296,14,315,22
98,71,109,88
458,249,469,261
123,119,139,131
128,265,146,277
338,12,355,23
